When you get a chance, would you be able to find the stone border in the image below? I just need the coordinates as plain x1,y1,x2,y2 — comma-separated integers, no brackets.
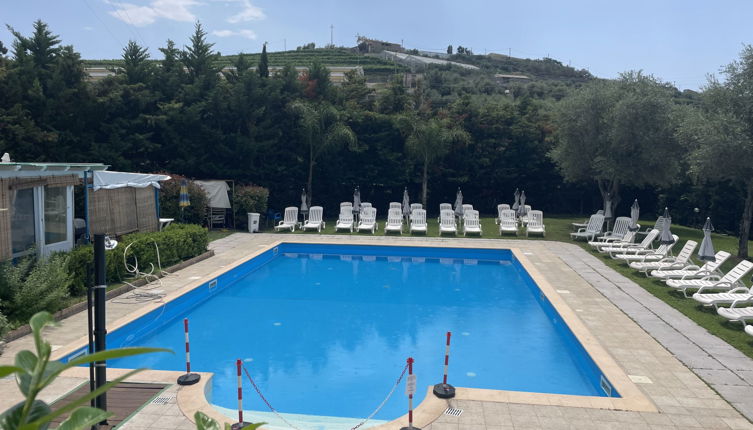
5,250,214,343
550,241,753,422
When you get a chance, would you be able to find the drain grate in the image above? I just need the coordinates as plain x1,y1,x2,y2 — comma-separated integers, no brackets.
444,407,463,417
151,395,175,405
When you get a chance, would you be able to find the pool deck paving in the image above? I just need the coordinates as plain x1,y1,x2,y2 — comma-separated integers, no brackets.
3,232,753,429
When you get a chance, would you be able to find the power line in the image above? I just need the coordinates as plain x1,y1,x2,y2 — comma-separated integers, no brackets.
82,0,123,49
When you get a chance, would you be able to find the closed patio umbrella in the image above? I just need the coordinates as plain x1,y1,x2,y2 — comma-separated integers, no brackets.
179,179,190,222
353,187,361,222
628,199,640,232
603,193,613,231
659,207,675,245
402,187,410,221
517,191,527,218
698,217,716,262
512,188,520,211
454,188,464,217
300,188,309,222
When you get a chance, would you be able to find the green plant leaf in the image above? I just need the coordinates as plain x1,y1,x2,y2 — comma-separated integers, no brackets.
194,411,221,430
55,406,112,430
0,400,51,430
29,368,144,427
29,312,56,357
14,350,37,373
0,365,23,378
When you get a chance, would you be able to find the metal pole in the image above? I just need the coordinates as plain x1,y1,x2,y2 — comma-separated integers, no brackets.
84,170,90,243
86,282,95,409
93,234,108,421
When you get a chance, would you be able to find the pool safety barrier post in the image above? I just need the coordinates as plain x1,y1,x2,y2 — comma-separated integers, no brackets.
433,331,456,399
231,359,250,430
177,318,201,385
93,234,108,424
400,357,420,430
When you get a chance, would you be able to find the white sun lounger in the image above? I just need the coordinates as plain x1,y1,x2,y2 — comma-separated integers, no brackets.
667,259,753,298
389,202,402,210
693,286,753,309
650,251,731,280
572,210,604,230
357,207,378,234
499,209,518,235
274,207,298,232
439,209,457,236
302,206,325,232
588,217,631,247
410,203,423,212
463,210,482,236
410,209,427,234
496,204,511,224
335,208,354,232
718,304,753,326
570,214,604,241
629,240,697,275
612,235,677,261
589,230,639,251
525,210,545,237
601,229,659,255
384,208,403,234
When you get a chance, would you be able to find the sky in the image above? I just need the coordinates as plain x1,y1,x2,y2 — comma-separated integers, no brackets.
2,0,752,90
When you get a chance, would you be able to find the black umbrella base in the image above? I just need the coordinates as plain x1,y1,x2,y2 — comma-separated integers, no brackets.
433,383,456,399
177,373,201,386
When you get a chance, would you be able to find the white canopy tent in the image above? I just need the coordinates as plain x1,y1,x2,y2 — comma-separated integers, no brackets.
93,171,171,191
195,180,235,229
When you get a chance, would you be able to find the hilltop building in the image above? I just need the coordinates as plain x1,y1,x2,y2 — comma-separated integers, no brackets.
356,36,404,54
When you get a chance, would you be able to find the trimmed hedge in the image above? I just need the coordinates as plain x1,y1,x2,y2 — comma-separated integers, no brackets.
65,223,209,296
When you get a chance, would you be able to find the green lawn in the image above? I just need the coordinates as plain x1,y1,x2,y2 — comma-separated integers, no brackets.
265,214,753,359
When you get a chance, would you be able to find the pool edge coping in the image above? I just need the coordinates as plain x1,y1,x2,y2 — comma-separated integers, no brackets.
53,238,657,429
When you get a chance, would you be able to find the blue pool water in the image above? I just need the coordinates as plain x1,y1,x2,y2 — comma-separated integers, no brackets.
70,244,615,426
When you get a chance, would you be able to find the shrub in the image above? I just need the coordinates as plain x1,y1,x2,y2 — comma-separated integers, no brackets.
0,307,9,340
64,223,209,296
158,174,209,225
12,253,70,322
234,185,269,230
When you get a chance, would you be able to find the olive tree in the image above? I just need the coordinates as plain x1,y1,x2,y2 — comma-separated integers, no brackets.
677,45,753,258
550,72,680,215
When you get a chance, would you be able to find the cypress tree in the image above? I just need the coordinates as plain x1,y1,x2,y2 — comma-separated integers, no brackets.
258,43,269,78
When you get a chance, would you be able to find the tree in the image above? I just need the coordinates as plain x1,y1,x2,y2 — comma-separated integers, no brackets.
121,40,152,84
677,45,753,257
258,43,269,78
447,45,453,55
399,115,470,205
181,22,219,82
550,71,680,215
289,101,357,204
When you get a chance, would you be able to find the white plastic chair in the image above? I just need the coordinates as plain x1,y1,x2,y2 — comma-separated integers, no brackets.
499,209,518,236
357,207,378,234
496,204,510,224
439,209,457,235
335,209,354,232
463,210,482,236
274,207,298,232
525,210,545,237
384,208,403,234
410,209,427,234
302,206,325,232
570,214,604,241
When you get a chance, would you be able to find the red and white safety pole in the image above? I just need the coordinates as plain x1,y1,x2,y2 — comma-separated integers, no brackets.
231,359,249,430
177,318,200,386
433,331,456,399
400,357,420,430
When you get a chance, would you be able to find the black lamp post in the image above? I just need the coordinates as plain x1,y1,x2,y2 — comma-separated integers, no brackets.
93,234,108,423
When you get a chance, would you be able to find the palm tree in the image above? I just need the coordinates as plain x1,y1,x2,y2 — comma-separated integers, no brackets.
289,101,357,205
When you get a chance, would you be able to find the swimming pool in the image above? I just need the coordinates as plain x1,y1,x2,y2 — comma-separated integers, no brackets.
64,243,617,428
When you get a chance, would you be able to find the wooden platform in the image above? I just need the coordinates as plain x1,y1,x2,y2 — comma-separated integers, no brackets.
50,382,167,429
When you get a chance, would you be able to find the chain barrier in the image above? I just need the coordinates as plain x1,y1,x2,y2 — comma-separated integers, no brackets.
241,363,409,430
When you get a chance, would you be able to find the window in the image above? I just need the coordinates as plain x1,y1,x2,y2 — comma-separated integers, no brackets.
11,188,36,255
44,186,68,244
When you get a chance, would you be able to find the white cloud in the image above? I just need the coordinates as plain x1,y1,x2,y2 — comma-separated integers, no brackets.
212,29,257,39
221,0,265,23
107,0,200,27
83,26,94,31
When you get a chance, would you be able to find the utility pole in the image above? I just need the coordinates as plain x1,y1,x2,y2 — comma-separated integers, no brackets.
330,24,334,46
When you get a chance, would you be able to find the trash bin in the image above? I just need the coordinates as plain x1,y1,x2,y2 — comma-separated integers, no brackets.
248,213,260,233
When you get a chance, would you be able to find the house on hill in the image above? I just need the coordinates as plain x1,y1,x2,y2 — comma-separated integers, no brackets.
356,36,404,54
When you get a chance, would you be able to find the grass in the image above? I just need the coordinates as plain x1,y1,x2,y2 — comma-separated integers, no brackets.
207,229,236,242
264,214,753,359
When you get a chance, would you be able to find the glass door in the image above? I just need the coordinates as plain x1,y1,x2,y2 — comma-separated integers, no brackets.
41,185,73,256
11,188,37,257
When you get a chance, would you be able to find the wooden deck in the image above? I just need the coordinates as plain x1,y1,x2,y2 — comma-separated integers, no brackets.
50,382,167,429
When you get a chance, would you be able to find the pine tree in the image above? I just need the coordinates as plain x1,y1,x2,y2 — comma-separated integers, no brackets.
258,43,269,78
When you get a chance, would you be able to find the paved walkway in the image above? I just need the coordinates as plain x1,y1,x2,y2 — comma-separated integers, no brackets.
3,233,753,429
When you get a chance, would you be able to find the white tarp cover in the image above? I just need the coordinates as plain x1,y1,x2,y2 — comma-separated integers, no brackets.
93,171,171,191
195,180,231,208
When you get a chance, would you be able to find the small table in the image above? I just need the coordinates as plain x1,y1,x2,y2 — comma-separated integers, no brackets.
159,218,174,230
